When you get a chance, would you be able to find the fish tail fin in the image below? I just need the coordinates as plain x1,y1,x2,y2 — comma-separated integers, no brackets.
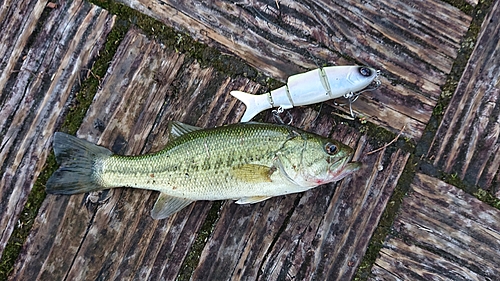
230,91,272,122
46,132,113,194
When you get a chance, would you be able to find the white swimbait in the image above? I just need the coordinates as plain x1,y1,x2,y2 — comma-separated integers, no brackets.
231,66,380,122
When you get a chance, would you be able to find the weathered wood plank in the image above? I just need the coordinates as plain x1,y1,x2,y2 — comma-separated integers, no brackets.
9,27,240,280
371,239,485,281
117,0,471,140
427,0,500,192
0,0,115,258
371,173,500,280
9,28,211,280
4,0,494,280
0,0,47,92
10,27,410,280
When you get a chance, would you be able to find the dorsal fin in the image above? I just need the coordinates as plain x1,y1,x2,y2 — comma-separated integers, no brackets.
169,121,202,138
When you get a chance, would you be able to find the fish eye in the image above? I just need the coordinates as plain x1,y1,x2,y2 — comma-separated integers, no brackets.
325,142,337,155
359,67,372,77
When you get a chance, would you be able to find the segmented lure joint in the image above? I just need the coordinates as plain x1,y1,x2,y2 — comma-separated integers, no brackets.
231,66,381,122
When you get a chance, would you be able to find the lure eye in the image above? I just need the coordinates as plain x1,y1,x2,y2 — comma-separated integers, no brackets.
325,142,337,155
359,67,372,77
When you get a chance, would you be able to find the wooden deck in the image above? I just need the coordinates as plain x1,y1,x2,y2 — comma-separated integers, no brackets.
1,0,499,280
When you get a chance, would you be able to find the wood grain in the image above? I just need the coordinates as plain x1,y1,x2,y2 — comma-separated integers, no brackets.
371,173,500,280
3,0,499,280
427,0,500,192
0,0,114,258
0,0,47,92
116,0,472,140
9,27,409,280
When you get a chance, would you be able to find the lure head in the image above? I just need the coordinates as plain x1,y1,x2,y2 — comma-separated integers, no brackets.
339,66,380,94
357,66,381,91
275,129,361,188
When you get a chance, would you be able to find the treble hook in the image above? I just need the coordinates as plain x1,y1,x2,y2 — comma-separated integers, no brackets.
343,72,382,118
272,106,293,125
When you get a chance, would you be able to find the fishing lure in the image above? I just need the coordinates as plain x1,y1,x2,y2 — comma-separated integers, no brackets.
231,65,380,122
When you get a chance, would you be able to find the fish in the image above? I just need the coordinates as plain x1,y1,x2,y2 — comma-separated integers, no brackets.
46,122,361,219
231,65,380,122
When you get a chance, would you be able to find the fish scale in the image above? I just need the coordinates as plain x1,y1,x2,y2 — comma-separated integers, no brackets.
46,122,361,219
102,124,293,197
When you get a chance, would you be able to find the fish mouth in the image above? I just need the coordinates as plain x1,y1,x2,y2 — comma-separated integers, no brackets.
328,158,362,181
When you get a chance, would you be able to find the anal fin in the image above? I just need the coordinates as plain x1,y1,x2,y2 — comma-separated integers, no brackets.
235,196,272,204
151,193,194,219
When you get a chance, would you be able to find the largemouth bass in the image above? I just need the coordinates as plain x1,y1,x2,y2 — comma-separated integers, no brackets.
46,122,361,219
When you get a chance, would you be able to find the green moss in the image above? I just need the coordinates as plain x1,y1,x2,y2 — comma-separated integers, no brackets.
0,158,50,280
440,0,475,15
176,201,222,281
440,172,500,211
0,2,259,279
354,157,500,281
416,0,497,202
474,189,500,209
0,16,129,281
416,0,492,158
354,155,416,280
62,19,130,135
3,0,497,280
442,171,468,190
90,0,262,84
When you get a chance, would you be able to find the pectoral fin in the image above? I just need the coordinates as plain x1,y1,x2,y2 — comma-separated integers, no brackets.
235,196,272,204
232,164,275,183
151,193,194,219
